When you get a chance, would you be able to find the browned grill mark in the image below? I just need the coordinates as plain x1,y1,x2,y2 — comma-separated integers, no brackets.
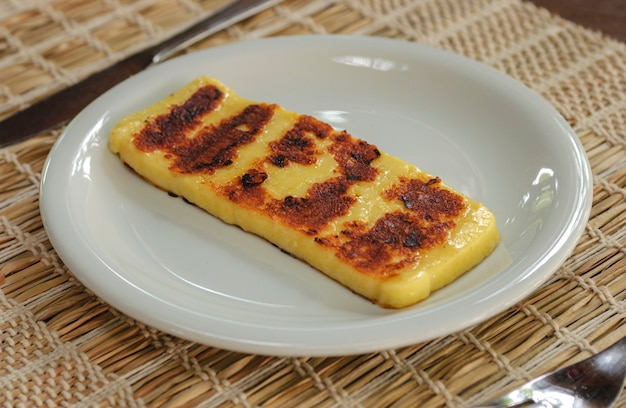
268,115,328,167
384,177,465,220
332,211,456,277
329,132,380,181
172,104,276,174
134,85,276,174
270,178,355,234
226,177,355,235
315,177,466,278
135,85,224,151
241,168,268,188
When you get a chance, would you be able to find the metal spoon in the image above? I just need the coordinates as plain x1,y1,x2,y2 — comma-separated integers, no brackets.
475,335,626,407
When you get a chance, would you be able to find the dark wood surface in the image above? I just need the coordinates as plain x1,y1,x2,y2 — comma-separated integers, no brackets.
528,0,626,43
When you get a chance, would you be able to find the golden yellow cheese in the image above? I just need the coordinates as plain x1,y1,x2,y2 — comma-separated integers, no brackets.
109,76,500,308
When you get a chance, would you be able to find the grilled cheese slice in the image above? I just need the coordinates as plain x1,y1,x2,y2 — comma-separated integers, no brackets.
109,76,500,308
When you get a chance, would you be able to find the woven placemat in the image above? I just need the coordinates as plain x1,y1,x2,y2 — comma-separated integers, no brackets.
2,0,626,406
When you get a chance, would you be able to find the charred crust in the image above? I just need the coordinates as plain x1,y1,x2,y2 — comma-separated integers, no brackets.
241,169,268,188
273,154,286,167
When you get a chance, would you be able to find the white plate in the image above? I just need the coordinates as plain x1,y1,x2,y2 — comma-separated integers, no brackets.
40,35,592,356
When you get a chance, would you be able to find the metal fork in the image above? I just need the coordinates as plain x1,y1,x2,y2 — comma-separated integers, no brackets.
474,335,626,408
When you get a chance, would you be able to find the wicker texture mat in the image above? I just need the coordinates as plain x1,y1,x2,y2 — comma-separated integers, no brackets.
2,0,626,406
